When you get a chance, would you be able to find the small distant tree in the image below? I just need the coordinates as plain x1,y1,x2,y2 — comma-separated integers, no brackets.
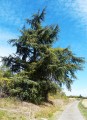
79,94,83,98
2,9,85,102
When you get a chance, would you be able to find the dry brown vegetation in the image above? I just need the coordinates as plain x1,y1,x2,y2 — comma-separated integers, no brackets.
0,97,40,120
0,97,69,120
82,99,87,108
79,99,87,120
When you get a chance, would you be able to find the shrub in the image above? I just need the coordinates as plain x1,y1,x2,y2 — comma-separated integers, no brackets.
9,75,44,104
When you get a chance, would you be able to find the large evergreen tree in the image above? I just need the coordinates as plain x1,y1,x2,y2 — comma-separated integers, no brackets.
2,9,84,102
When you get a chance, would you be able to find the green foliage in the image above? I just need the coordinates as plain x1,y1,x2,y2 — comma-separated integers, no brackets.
0,66,12,96
9,75,41,104
1,9,85,103
8,74,58,104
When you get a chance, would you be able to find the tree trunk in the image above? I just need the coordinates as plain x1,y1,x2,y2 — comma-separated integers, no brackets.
44,91,48,101
33,48,36,61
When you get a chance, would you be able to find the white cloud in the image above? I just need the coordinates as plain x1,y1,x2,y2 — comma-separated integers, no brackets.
69,0,87,25
50,0,87,32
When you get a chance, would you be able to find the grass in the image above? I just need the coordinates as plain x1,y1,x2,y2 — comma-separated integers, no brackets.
35,95,69,120
0,97,38,120
0,95,69,120
78,100,87,120
0,97,26,120
0,97,21,108
35,105,61,120
0,110,26,120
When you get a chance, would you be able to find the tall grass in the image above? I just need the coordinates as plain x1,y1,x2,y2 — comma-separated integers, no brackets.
78,101,87,120
35,93,69,120
35,105,60,119
0,110,26,120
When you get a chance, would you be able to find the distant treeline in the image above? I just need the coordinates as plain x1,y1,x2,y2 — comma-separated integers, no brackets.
68,95,87,99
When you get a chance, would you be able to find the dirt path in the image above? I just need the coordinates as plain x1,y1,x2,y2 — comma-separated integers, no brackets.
58,101,84,120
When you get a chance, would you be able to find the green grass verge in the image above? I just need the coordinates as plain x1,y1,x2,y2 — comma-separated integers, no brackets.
78,101,87,120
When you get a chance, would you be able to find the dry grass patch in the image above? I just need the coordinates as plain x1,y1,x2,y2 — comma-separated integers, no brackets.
0,110,26,120
35,99,69,120
0,97,21,109
82,99,87,108
79,101,87,120
0,97,40,120
0,97,69,120
35,105,60,119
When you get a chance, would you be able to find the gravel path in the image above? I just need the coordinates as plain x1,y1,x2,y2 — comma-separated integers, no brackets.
58,101,84,120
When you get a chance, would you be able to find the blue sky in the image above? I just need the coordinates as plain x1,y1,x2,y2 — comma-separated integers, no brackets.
0,0,87,96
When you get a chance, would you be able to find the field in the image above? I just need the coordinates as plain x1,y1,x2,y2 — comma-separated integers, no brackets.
0,97,40,120
79,99,87,120
0,97,69,120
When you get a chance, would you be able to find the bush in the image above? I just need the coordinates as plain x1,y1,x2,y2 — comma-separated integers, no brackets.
0,68,58,104
9,76,44,104
7,74,58,104
0,77,11,97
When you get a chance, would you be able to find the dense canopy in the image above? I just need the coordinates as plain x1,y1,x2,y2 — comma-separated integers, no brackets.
2,9,84,103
